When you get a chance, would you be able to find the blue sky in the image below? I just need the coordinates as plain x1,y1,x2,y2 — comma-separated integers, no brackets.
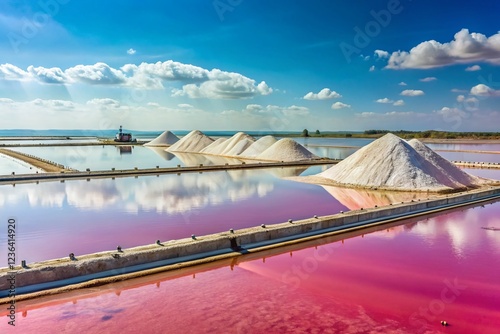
0,0,499,132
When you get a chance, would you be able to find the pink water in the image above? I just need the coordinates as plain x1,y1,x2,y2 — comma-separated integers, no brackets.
0,167,350,266
2,200,499,333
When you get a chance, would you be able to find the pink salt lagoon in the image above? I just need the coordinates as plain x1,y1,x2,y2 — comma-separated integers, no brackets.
0,165,497,266
1,199,499,333
0,166,350,266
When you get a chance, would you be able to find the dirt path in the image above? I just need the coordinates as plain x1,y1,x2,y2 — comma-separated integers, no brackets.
0,148,67,172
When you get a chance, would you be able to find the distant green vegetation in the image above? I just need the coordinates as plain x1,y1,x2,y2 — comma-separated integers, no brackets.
363,130,500,140
279,129,500,140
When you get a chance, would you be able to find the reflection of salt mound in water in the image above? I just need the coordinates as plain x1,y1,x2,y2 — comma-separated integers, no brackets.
241,135,278,157
172,152,242,166
201,138,227,154
166,130,214,153
407,139,481,187
144,131,179,147
268,166,308,178
322,186,428,211
257,138,318,162
145,146,175,161
318,133,488,192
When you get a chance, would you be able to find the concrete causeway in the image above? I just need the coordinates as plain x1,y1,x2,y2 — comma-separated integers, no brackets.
0,159,339,185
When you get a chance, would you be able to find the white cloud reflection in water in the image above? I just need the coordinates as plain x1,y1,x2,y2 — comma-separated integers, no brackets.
0,168,285,214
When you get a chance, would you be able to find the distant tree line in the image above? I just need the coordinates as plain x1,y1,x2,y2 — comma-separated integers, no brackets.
363,130,500,139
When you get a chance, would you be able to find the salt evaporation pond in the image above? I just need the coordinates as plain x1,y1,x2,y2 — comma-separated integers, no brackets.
426,142,500,152
462,167,500,180
6,145,247,172
0,166,353,265
2,199,499,334
432,150,500,163
0,154,43,175
4,138,500,174
0,138,100,145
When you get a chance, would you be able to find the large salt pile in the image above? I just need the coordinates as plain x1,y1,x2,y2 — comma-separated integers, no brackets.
144,131,179,147
166,130,214,153
200,138,227,155
165,130,318,162
408,139,481,187
225,138,255,156
240,135,278,157
316,133,487,192
207,132,256,156
257,138,318,162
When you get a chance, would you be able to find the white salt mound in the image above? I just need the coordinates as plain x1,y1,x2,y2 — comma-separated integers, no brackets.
408,139,480,187
200,138,228,154
216,132,255,156
257,138,318,162
225,138,255,156
166,130,214,153
318,133,485,192
144,131,179,146
240,135,278,157
165,130,318,162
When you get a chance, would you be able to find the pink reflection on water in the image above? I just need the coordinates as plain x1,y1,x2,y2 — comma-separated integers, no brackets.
321,186,431,210
1,170,347,265
437,150,500,163
3,201,500,333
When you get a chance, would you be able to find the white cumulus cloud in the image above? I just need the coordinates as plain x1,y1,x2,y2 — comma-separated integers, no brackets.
436,107,468,119
419,77,437,82
374,50,389,58
27,65,69,84
369,65,375,72
87,98,121,107
393,99,405,106
32,98,74,109
0,63,30,80
331,102,351,109
127,48,137,55
470,84,500,96
465,65,481,71
386,29,500,69
123,60,209,82
303,88,342,100
66,62,127,85
398,82,407,86
172,75,272,99
400,89,425,96
0,60,273,100
375,98,393,103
